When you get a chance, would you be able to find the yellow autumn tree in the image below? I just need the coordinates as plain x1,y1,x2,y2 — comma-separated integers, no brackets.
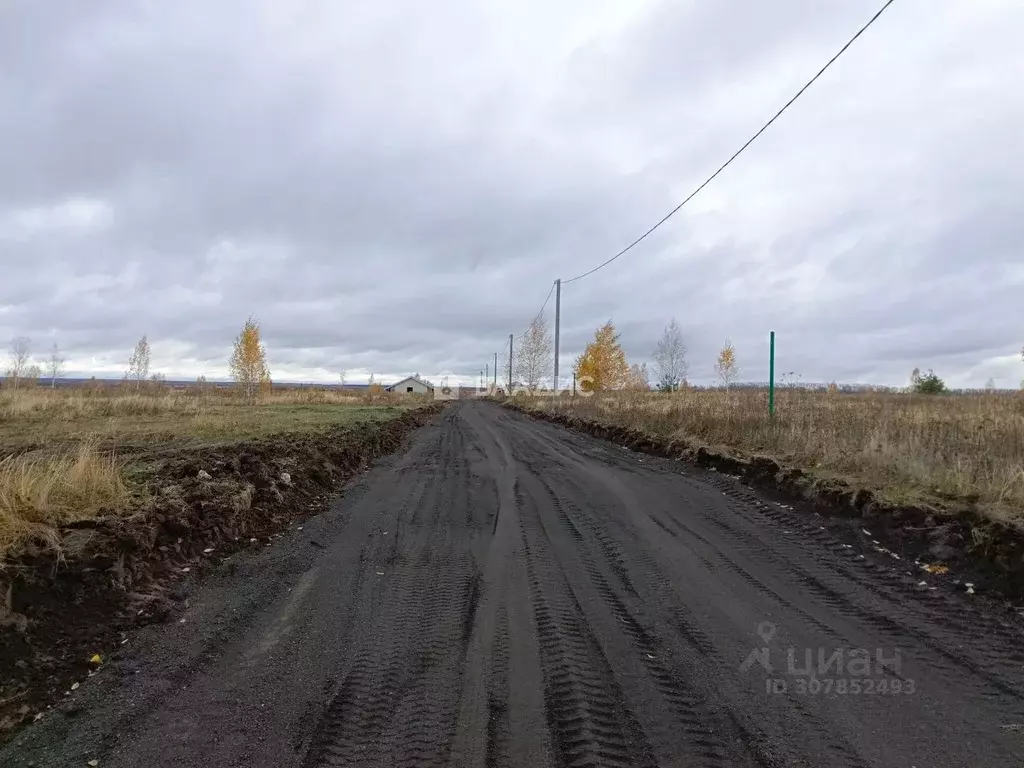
230,315,271,403
364,373,385,404
574,320,630,392
715,339,739,389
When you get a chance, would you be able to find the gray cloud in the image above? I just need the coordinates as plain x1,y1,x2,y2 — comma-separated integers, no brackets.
0,0,1021,388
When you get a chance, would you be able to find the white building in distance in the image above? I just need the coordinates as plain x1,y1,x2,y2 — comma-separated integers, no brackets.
385,375,435,395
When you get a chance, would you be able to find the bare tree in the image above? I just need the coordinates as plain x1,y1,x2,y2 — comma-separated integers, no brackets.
625,362,650,391
46,343,66,389
338,370,347,388
23,364,42,388
515,315,553,391
7,337,31,390
652,319,688,391
127,334,151,391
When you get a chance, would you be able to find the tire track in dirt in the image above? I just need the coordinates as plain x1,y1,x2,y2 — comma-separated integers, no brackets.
650,464,1024,673
485,606,512,768
533,478,733,766
603,515,874,767
500,417,755,767
695,500,1024,708
701,472,1024,666
496,405,1023,767
529,458,865,767
516,490,658,768
303,408,486,768
304,502,482,768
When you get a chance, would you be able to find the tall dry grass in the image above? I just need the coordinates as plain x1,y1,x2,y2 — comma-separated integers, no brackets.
523,388,1024,519
0,390,204,420
0,386,396,420
0,387,420,448
0,386,421,558
0,442,130,557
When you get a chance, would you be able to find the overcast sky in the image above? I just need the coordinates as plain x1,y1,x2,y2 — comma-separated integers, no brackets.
1,0,1021,387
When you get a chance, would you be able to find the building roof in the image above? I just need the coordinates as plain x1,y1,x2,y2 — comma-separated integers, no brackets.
385,375,434,391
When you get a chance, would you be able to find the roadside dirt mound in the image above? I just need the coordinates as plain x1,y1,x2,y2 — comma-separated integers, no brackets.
0,404,444,735
505,401,1024,598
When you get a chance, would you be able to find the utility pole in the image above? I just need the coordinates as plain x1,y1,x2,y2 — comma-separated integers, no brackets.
768,330,776,416
480,370,484,391
553,278,561,392
485,363,489,390
508,334,513,393
493,352,497,389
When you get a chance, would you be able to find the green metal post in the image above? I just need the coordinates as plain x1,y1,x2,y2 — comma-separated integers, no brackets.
768,330,776,416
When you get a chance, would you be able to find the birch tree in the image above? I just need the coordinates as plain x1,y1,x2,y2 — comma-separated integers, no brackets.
46,343,66,388
515,315,553,392
7,337,31,390
910,367,922,392
229,316,270,403
127,334,151,391
652,319,688,391
715,339,739,389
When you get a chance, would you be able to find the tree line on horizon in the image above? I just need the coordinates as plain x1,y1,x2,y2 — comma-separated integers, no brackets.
506,317,1024,394
505,315,740,393
5,322,1024,396
3,317,272,402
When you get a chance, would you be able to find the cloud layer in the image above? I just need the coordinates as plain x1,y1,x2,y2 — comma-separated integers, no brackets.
1,0,1021,387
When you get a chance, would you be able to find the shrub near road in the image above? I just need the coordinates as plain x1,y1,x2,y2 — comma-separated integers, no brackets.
0,386,440,734
522,388,1024,520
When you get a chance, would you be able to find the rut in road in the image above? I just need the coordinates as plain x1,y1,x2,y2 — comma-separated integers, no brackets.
7,401,1023,768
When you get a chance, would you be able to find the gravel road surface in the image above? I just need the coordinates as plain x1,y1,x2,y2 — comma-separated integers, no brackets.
5,401,1023,767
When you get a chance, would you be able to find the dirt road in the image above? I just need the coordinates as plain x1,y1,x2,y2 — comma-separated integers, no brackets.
5,402,1023,767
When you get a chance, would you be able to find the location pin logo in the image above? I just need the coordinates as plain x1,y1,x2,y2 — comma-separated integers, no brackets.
757,621,776,645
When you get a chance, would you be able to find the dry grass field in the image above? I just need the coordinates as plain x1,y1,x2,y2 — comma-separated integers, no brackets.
520,388,1024,521
0,386,426,560
0,386,416,450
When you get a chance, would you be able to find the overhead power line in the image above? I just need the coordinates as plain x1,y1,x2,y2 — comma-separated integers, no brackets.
562,0,897,285
519,280,556,338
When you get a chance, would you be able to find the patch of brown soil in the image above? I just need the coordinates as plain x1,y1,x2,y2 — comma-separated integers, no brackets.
0,404,444,735
506,402,1024,598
